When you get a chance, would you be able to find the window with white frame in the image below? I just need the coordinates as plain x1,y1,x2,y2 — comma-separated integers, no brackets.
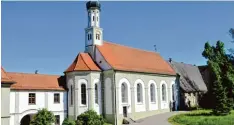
137,83,143,103
28,93,36,105
150,84,156,103
81,84,87,105
95,84,98,104
121,83,128,103
162,84,167,101
172,84,175,101
54,93,60,104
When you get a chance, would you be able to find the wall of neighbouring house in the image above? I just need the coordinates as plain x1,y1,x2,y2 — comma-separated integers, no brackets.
180,92,199,110
10,90,67,125
1,84,11,125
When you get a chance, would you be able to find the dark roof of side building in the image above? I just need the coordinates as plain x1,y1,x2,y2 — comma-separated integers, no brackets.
168,61,208,92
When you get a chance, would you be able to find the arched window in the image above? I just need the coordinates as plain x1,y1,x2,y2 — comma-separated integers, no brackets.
150,84,156,102
121,83,127,103
89,34,92,40
95,84,98,104
93,16,94,21
97,17,98,21
172,84,175,101
70,85,73,105
88,34,90,40
81,84,86,105
162,84,166,101
96,34,100,40
137,83,142,103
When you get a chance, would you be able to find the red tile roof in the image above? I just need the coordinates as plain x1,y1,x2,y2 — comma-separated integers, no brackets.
1,67,15,84
97,41,176,75
8,72,65,90
65,53,101,72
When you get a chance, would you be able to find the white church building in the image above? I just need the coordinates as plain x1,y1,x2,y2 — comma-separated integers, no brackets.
1,1,178,125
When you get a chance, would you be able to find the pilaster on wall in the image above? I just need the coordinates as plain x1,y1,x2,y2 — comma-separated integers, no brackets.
14,92,20,125
157,88,161,110
88,86,94,110
130,86,135,115
145,87,149,111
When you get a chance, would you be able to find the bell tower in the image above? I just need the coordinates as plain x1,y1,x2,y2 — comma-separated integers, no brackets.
85,1,103,59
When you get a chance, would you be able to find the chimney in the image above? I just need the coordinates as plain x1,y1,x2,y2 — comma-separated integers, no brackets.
169,58,172,63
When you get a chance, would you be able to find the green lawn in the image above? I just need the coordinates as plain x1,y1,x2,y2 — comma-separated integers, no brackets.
168,110,234,125
104,123,112,125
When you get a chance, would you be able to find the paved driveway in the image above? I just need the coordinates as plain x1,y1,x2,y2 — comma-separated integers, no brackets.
130,111,187,125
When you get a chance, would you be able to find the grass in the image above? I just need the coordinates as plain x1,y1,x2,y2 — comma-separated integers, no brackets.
168,110,234,125
104,123,112,125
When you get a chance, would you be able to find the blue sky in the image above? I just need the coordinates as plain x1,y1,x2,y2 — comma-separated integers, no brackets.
2,1,234,75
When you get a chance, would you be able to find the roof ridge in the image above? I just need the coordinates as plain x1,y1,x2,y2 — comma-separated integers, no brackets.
7,72,61,77
103,40,160,55
172,61,198,67
80,53,92,70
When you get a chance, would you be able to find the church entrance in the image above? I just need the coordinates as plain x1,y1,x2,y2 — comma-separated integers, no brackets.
123,106,127,117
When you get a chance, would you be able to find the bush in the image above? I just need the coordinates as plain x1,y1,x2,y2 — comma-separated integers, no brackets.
188,105,200,111
122,118,129,124
62,118,76,125
77,110,105,125
30,108,55,125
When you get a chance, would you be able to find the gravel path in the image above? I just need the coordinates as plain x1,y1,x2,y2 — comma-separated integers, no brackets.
129,111,187,125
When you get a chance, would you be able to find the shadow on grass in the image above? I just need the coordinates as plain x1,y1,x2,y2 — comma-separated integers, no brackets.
185,112,213,116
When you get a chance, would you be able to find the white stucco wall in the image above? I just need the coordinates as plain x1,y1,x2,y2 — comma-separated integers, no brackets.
10,90,67,125
93,79,102,115
104,78,113,114
95,48,111,70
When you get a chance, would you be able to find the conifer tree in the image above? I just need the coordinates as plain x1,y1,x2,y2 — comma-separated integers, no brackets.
202,41,234,115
